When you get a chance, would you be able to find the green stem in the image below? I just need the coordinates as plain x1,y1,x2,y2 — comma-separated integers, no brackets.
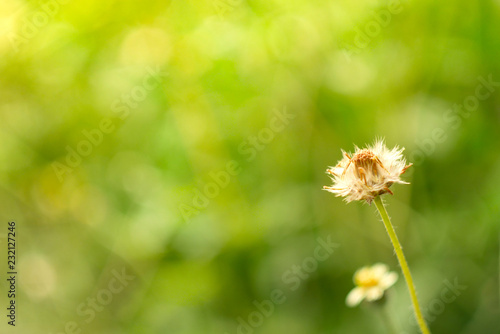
373,196,430,334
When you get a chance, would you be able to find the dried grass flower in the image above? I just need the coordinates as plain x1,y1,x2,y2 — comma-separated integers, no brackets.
323,139,412,203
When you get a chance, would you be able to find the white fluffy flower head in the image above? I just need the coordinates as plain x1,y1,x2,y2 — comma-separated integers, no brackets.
346,263,398,307
323,139,412,204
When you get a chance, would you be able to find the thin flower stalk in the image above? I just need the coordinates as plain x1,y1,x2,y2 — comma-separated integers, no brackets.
373,196,430,334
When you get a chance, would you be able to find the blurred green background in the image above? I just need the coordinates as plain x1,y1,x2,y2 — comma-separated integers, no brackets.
0,0,499,333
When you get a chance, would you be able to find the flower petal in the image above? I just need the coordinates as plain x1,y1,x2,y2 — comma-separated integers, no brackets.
380,272,398,289
346,287,365,307
371,263,389,278
365,287,384,301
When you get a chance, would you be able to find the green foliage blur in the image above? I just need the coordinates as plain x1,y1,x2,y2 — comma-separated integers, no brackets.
0,0,499,333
